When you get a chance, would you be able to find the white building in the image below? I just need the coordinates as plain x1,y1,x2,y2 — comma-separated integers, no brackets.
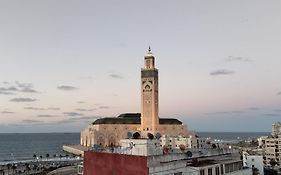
84,138,252,175
243,151,264,175
257,122,281,166
272,122,281,136
159,134,206,151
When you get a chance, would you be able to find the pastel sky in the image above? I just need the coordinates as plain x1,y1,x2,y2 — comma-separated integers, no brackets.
0,0,281,133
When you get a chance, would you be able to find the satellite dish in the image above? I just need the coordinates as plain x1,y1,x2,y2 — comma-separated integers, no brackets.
155,133,161,139
93,144,100,152
186,151,192,158
127,132,133,139
132,132,140,139
147,133,154,140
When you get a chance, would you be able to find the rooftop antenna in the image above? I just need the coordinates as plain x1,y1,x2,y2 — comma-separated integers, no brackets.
148,46,151,52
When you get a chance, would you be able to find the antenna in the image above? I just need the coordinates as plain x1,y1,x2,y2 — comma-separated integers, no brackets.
132,132,141,139
127,132,133,139
93,144,101,152
186,151,193,158
155,133,161,139
147,133,154,140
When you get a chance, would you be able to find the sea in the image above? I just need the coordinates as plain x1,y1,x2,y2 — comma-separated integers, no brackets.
0,133,79,163
0,132,269,163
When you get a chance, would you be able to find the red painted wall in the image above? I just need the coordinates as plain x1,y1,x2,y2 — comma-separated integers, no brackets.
84,151,149,175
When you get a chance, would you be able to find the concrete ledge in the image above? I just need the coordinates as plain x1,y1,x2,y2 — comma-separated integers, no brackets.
63,145,91,157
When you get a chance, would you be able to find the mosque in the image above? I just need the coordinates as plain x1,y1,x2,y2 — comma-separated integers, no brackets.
80,48,189,147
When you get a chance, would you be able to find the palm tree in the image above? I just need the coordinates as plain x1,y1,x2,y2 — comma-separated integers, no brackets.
59,154,62,159
25,163,30,174
7,163,11,175
33,154,37,160
11,164,16,174
39,155,43,159
33,164,38,173
46,153,49,160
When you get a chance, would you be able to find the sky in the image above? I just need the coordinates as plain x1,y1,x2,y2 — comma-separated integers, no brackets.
0,0,281,133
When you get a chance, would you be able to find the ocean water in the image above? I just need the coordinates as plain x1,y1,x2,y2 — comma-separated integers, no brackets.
0,132,270,163
0,133,79,163
198,132,270,140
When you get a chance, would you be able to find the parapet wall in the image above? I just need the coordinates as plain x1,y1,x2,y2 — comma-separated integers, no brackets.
84,151,149,175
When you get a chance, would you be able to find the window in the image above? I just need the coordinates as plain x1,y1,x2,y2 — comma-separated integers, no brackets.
220,165,224,174
174,173,182,175
208,168,212,175
200,170,205,175
215,167,219,175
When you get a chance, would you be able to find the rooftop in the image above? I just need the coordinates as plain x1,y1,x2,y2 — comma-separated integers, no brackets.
92,113,183,125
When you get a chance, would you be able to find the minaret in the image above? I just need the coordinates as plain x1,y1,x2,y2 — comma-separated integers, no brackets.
141,47,159,135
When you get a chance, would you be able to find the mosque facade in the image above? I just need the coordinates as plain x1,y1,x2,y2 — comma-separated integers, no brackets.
80,48,189,147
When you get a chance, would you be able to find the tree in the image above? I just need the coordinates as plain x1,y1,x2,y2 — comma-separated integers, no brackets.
270,159,277,167
46,153,50,160
11,164,17,174
33,154,37,161
33,164,38,173
39,155,43,159
6,163,11,175
252,167,259,175
25,163,30,174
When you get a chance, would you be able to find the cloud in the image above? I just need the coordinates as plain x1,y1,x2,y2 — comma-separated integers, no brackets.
24,107,45,110
76,108,96,112
48,107,60,111
0,81,38,95
264,113,280,117
37,114,57,118
210,69,235,76
77,101,86,104
21,119,44,124
21,87,38,93
277,92,281,95
248,107,259,111
1,111,15,114
57,116,99,124
99,106,110,109
63,112,84,116
10,98,37,102
15,81,32,88
24,106,61,111
225,56,252,62
109,74,123,79
206,110,243,115
57,85,78,91
0,91,15,95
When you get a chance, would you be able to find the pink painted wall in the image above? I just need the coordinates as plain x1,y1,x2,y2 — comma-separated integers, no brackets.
84,151,149,175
